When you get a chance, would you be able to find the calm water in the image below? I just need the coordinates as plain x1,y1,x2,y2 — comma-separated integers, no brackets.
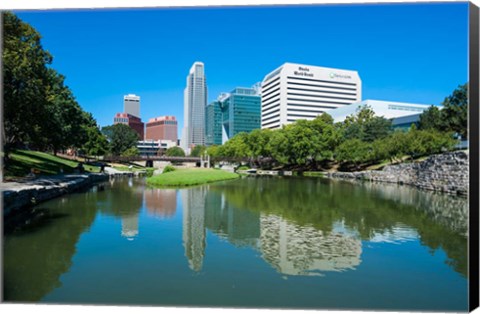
3,176,468,311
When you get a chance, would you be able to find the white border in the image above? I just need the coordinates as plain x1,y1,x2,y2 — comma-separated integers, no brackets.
0,1,478,314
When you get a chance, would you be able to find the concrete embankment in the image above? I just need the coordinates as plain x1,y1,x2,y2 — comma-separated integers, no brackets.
324,151,469,196
1,173,109,217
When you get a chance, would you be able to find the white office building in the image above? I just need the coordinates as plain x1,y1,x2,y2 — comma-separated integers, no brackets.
124,94,141,118
181,62,207,154
327,99,433,129
261,63,361,129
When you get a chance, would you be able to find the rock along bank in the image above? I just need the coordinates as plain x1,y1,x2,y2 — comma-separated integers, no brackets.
324,151,469,196
2,173,109,218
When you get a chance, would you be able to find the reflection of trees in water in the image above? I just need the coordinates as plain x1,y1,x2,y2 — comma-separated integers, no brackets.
210,177,467,277
99,177,143,217
260,214,361,276
3,189,100,302
99,178,143,239
202,183,360,276
357,181,468,235
181,187,207,272
144,188,177,219
204,190,260,248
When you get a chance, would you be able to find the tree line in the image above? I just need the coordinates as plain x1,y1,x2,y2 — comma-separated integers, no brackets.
204,84,467,170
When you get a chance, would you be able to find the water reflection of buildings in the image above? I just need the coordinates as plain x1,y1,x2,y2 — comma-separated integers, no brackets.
260,215,362,276
204,192,260,248
183,187,362,276
121,214,139,240
182,187,207,272
144,189,177,218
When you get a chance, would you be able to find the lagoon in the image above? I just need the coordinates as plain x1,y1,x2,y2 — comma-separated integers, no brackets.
3,176,468,311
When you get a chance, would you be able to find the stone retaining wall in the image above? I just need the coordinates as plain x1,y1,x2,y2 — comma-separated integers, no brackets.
325,151,469,196
2,173,109,217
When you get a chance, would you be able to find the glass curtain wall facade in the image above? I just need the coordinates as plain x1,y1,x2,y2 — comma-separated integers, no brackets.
205,101,223,146
219,87,261,144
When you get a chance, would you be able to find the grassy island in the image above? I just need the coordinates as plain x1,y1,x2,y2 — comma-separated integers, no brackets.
146,168,239,187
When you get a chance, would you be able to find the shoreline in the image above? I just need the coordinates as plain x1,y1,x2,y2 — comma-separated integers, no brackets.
1,173,109,218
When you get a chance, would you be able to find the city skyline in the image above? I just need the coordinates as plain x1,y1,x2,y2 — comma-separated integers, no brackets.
14,3,468,133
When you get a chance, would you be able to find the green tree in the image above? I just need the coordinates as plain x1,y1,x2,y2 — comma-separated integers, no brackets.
284,120,320,166
341,106,391,142
246,128,274,158
102,124,138,156
206,145,222,158
3,11,52,154
363,116,392,142
190,145,207,157
269,128,290,165
121,147,139,157
222,132,251,158
311,114,341,162
441,83,468,138
418,105,443,131
82,125,108,157
335,139,372,168
165,146,186,157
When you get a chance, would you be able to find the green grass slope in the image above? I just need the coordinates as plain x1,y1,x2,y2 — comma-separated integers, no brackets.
146,168,239,187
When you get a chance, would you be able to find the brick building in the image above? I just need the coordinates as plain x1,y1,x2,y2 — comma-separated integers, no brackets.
114,113,145,140
145,116,178,142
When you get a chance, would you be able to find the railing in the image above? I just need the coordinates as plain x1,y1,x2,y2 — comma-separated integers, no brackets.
103,155,201,162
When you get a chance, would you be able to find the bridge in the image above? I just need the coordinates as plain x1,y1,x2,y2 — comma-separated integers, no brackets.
103,155,202,163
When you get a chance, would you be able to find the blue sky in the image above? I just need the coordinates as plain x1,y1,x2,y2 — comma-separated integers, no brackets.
15,3,469,134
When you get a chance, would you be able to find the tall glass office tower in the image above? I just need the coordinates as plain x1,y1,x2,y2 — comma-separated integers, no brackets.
182,62,207,153
220,87,261,144
205,100,222,146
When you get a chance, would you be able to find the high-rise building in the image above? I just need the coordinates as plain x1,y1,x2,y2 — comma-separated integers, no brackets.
218,87,261,144
261,63,361,129
113,113,144,140
124,94,141,118
182,62,207,153
205,101,223,146
145,116,178,142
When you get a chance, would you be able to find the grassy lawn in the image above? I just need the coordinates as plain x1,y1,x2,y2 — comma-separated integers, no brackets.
3,150,100,179
112,163,155,176
146,168,239,187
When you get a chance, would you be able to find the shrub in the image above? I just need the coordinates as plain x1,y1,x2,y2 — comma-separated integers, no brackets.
163,165,176,173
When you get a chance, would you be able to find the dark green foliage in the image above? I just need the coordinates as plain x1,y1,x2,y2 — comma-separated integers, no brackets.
2,12,105,160
335,139,372,166
163,165,176,173
419,105,443,131
165,146,186,157
341,106,392,142
440,83,468,138
3,12,52,150
101,124,139,156
418,84,468,138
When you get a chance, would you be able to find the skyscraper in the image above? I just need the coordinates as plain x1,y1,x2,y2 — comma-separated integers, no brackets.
205,100,222,146
124,94,141,118
219,87,261,144
261,63,361,129
182,62,207,153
